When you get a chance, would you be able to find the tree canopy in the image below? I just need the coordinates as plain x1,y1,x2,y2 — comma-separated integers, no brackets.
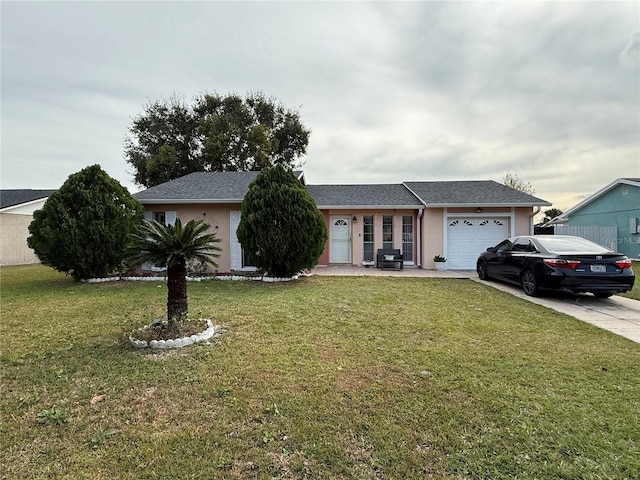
236,165,327,278
541,208,563,224
503,171,536,196
27,165,143,281
125,92,311,188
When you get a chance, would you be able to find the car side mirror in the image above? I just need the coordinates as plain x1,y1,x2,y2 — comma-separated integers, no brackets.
487,247,495,252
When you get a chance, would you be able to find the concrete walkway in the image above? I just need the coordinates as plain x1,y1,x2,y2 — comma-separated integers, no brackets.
311,265,470,278
311,265,640,344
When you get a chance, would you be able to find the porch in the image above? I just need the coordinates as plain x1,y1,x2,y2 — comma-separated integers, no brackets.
312,265,473,278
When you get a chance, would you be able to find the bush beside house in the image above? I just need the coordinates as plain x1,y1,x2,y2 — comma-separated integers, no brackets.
237,165,327,277
27,165,143,280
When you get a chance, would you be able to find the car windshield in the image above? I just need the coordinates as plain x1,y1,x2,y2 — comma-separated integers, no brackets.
535,236,612,254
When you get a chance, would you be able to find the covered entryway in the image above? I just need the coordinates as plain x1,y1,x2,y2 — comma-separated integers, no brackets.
447,217,508,269
330,216,351,263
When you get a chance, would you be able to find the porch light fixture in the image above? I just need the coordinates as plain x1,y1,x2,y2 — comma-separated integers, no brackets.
352,215,358,222
476,207,483,213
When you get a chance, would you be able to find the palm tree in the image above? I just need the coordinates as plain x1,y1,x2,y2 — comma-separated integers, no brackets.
127,218,221,329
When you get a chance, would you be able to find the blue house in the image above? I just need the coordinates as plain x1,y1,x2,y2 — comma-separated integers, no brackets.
549,178,640,259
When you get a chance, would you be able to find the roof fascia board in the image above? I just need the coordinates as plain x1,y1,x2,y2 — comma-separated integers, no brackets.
0,197,50,213
138,199,243,205
315,204,422,210
621,178,640,188
423,202,551,208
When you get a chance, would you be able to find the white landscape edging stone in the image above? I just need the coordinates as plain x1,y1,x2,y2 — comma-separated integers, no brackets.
85,272,308,283
129,319,216,350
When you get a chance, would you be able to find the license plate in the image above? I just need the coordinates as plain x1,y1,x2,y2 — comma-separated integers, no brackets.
590,264,606,273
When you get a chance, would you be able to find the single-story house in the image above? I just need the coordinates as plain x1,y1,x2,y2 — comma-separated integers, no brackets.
133,172,550,271
0,189,56,265
548,178,640,259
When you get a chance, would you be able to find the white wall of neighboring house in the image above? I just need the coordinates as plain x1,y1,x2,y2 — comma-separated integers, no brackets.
0,198,48,266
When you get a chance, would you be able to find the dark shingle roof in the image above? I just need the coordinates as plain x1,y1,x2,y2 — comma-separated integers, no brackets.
1,189,56,209
134,171,306,203
307,184,423,207
134,172,262,203
403,180,551,206
133,172,551,207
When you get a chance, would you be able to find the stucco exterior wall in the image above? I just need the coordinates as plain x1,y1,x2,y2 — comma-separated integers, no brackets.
422,208,444,269
421,207,535,269
0,213,39,265
140,203,539,271
319,209,416,266
143,203,238,273
513,208,536,236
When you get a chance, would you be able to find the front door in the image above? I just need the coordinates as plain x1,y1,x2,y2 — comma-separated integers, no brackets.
330,217,351,263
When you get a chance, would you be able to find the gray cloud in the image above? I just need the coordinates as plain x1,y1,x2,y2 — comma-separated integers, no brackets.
619,31,640,67
1,1,638,211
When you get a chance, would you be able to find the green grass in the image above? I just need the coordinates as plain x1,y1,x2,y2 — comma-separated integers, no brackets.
619,261,640,300
1,265,639,479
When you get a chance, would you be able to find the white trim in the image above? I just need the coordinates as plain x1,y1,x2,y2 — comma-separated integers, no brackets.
230,211,242,271
138,199,244,205
329,216,351,263
427,202,549,208
510,207,516,237
444,211,513,260
315,204,421,210
0,198,49,215
229,210,257,272
445,214,510,269
442,208,448,259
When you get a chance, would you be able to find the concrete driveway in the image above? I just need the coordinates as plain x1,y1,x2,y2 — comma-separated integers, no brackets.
313,265,640,344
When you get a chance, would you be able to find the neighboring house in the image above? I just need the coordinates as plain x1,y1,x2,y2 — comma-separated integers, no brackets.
0,189,56,265
133,172,550,271
548,178,640,259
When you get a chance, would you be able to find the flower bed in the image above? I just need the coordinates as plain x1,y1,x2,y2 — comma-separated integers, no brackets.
130,319,217,349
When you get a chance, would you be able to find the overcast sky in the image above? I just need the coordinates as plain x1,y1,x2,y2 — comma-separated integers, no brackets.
2,1,639,211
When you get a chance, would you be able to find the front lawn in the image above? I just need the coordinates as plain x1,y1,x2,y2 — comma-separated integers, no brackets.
619,261,640,300
1,265,639,479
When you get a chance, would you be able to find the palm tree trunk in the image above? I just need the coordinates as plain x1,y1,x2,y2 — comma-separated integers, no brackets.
167,261,188,326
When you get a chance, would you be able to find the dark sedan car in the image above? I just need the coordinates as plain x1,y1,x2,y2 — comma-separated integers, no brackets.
476,235,635,298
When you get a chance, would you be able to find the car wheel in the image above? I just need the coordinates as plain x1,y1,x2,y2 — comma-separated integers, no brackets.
521,270,539,296
593,292,614,299
477,260,490,280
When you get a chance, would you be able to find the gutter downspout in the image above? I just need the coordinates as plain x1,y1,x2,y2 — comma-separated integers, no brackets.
529,206,542,235
417,208,424,268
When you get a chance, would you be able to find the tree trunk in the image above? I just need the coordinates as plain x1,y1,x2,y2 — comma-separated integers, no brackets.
167,262,188,326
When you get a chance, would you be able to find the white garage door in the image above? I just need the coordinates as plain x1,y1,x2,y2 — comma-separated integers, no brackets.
447,217,508,269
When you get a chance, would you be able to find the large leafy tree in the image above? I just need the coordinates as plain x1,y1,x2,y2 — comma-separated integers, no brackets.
236,165,327,278
125,92,311,188
27,165,143,281
127,219,221,327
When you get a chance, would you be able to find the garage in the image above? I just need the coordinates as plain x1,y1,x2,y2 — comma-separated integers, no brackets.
447,217,509,269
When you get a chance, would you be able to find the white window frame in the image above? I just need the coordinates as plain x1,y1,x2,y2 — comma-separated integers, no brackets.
143,210,176,226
